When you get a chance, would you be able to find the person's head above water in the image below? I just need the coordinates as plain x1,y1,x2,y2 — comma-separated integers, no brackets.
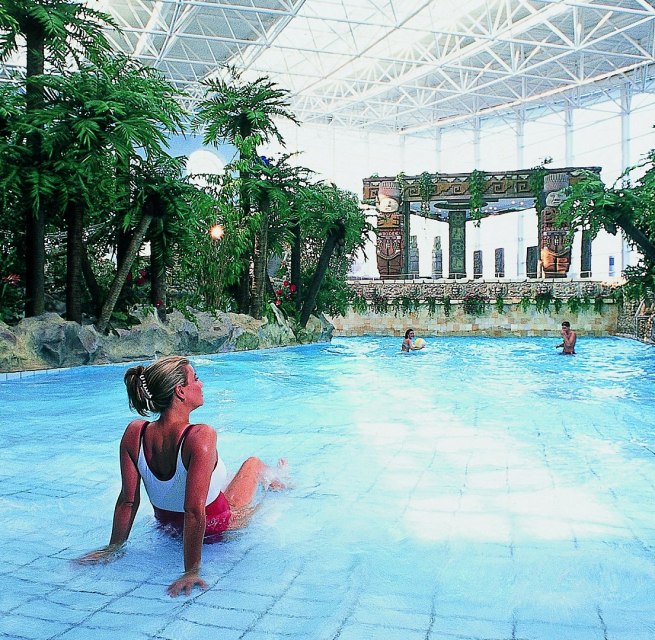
561,321,571,329
405,328,415,339
124,355,192,416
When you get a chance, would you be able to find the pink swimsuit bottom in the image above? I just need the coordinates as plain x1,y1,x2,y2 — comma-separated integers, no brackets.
153,491,232,542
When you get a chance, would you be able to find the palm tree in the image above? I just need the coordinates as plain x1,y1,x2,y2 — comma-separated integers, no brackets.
0,0,114,317
297,184,370,328
41,56,186,324
194,67,298,318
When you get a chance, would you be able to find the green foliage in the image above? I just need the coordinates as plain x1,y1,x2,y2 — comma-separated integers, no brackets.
370,289,388,314
468,169,486,226
528,157,553,216
495,295,505,314
553,297,563,313
398,295,420,315
594,295,604,313
462,292,488,315
350,292,368,314
425,296,438,317
519,296,532,312
194,67,298,157
534,290,553,313
419,171,433,207
558,151,655,298
395,171,407,203
0,271,22,323
442,295,452,316
622,263,655,304
271,279,299,323
567,295,582,314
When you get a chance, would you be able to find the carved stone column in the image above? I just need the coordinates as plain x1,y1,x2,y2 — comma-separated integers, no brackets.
448,210,466,279
375,181,404,279
540,173,571,278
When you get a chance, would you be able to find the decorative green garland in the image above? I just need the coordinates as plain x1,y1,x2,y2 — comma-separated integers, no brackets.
419,171,433,211
528,157,552,221
468,169,486,226
395,171,407,204
442,295,452,316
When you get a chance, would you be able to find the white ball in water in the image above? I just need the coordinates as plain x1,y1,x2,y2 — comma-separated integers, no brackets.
414,338,426,348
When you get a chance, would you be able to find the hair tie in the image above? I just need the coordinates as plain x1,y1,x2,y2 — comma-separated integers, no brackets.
139,373,153,400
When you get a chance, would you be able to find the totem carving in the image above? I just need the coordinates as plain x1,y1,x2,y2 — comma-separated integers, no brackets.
375,181,404,279
540,173,571,277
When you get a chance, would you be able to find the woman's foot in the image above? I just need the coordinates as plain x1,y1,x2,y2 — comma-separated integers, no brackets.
266,459,288,490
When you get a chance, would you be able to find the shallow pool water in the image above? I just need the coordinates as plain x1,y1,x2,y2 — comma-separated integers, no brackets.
1,336,655,640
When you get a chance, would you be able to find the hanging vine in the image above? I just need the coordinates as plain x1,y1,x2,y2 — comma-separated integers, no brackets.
419,171,433,212
528,156,553,219
395,171,408,205
468,169,486,226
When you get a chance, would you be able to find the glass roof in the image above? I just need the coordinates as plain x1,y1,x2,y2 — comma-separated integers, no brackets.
22,1,655,134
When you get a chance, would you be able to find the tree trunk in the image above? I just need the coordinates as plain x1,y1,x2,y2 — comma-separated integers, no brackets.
290,221,302,310
150,236,167,322
65,200,83,323
81,244,104,316
299,226,340,328
95,213,153,334
23,20,46,317
250,194,270,319
236,114,253,315
617,215,655,264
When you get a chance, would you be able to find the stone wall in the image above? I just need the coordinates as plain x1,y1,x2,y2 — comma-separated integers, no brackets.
617,299,655,344
329,279,619,337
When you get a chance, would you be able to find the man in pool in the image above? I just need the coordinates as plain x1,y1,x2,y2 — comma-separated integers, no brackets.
556,321,577,355
402,328,425,352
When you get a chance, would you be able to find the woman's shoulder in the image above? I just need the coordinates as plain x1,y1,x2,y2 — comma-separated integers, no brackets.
185,423,217,446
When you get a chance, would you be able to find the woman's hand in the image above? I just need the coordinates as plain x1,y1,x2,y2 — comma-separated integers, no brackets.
74,543,126,565
167,568,208,597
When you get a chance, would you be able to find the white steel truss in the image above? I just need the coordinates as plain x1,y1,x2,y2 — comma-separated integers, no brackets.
7,0,655,134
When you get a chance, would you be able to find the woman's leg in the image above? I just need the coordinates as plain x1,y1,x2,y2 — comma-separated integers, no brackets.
223,457,267,510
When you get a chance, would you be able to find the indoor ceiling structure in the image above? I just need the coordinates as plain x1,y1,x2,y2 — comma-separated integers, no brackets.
93,0,655,134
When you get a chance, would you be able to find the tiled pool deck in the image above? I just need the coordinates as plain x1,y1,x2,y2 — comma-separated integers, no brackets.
1,338,654,639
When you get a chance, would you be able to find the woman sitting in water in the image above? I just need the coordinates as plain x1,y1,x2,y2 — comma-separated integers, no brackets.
77,355,286,597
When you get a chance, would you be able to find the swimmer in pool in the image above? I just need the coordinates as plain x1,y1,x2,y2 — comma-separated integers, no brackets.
76,356,286,597
555,320,577,355
401,328,425,352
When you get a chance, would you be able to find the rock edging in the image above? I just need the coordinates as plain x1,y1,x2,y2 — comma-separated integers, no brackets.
0,307,333,373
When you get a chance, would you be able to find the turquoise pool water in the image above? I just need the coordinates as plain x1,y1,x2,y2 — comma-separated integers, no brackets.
1,336,655,640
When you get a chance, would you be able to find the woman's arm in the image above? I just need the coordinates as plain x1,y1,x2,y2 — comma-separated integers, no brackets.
76,421,143,564
167,424,216,597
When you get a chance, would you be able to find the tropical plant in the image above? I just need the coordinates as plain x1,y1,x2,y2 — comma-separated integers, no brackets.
495,295,505,314
558,155,655,301
0,0,114,317
40,56,187,324
519,296,532,312
296,182,371,327
194,67,299,318
462,292,488,315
